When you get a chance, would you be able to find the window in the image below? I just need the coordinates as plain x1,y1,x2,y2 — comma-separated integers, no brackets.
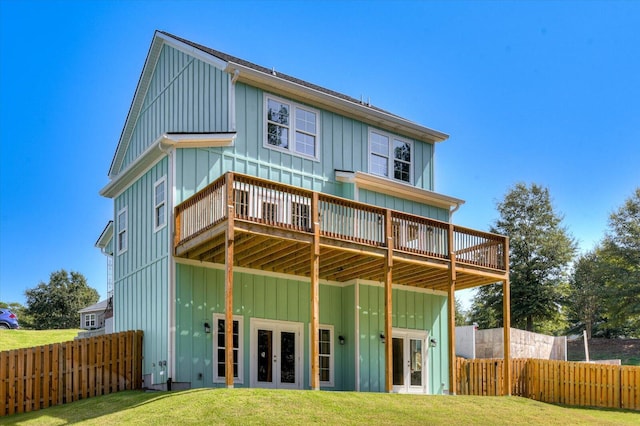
117,207,128,254
84,313,96,328
265,95,320,160
154,177,166,231
369,129,413,183
234,189,249,217
291,201,310,229
309,325,334,386
213,314,244,384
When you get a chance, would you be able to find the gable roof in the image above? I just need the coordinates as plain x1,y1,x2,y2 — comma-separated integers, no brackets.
107,31,449,178
79,299,109,314
95,220,113,251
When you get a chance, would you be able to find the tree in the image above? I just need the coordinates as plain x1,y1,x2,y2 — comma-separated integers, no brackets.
25,270,99,330
565,250,606,338
468,284,502,329
599,188,640,336
470,183,576,333
455,298,468,326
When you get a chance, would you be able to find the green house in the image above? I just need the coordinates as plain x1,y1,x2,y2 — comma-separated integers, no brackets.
97,31,511,394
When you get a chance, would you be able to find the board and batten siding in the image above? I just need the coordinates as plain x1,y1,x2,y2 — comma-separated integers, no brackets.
174,263,349,390
113,158,169,382
174,263,447,393
357,283,449,394
121,44,230,172
174,82,441,220
358,189,450,222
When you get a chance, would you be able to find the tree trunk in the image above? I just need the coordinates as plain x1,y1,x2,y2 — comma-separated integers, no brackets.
526,315,533,331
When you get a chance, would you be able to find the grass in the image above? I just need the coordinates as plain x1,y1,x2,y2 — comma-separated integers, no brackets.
2,389,639,425
0,329,80,350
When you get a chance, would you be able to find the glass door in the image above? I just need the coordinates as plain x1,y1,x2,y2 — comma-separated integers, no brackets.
392,329,428,393
251,319,303,389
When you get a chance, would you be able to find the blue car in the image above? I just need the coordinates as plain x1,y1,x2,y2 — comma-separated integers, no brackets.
0,309,19,329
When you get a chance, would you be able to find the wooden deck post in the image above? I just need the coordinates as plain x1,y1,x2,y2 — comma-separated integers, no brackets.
384,209,393,393
310,192,320,390
502,237,511,396
447,222,457,395
225,173,235,389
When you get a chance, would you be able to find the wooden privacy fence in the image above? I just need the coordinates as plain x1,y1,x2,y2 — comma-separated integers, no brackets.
456,357,640,410
1,330,143,417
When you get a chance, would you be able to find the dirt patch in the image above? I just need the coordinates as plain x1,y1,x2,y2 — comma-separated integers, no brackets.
567,338,640,365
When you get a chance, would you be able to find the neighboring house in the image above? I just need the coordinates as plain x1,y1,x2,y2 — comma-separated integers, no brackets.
78,299,108,330
97,31,511,394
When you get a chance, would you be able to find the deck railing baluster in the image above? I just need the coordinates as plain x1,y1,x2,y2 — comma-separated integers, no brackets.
174,172,507,272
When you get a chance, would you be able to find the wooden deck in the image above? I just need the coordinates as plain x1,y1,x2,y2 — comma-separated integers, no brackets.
174,172,508,291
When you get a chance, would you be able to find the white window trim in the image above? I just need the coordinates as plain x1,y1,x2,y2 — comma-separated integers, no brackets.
264,94,321,161
212,313,244,384
84,313,96,328
116,206,128,255
153,176,167,233
368,128,414,184
308,324,335,387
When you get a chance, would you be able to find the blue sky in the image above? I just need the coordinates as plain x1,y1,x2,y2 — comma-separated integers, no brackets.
1,1,638,309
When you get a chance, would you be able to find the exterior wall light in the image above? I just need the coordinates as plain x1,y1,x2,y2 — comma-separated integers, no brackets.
204,322,211,334
380,333,385,343
430,338,437,348
339,335,345,345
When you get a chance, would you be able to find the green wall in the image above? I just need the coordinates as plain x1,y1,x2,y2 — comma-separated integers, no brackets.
113,159,169,381
122,45,230,171
357,283,449,394
174,263,448,393
174,263,349,390
173,81,441,220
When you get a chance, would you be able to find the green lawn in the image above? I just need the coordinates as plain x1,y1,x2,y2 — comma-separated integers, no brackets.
0,329,80,350
2,389,639,425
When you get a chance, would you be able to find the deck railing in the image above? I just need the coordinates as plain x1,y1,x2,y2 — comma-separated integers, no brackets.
174,172,507,271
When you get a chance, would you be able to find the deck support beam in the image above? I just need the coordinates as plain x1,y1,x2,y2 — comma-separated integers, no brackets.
447,223,457,395
225,174,235,388
384,209,393,393
310,193,320,390
502,237,511,396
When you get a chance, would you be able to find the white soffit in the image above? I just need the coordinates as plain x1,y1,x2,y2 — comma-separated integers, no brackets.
336,171,464,211
101,133,236,198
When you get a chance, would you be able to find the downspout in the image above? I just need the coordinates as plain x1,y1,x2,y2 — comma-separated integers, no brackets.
229,69,240,132
159,140,177,384
448,202,461,222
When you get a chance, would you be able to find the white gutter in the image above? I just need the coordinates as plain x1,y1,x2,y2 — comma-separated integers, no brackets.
225,62,448,144
335,171,464,213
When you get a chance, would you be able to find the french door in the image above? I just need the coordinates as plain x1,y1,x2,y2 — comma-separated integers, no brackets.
392,329,428,393
250,319,303,389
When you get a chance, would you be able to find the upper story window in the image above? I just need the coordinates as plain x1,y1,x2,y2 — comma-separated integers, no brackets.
154,177,167,232
117,207,128,254
369,129,413,184
265,95,320,160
